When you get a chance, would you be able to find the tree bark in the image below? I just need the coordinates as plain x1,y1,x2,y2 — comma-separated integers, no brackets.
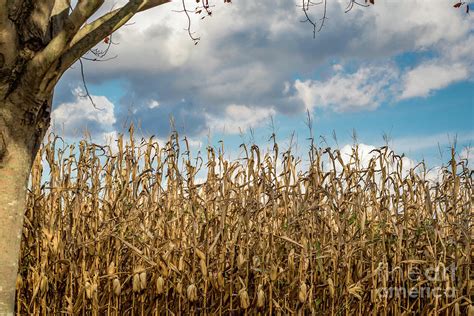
0,97,49,315
0,1,170,313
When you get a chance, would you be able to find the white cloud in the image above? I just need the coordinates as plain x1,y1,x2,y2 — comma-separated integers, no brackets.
57,0,474,136
293,65,398,112
424,166,443,184
397,32,474,100
399,63,469,99
332,64,344,72
52,87,116,137
330,143,417,180
340,143,377,167
148,99,160,109
442,35,474,64
101,131,120,153
206,104,276,134
334,143,463,186
185,138,203,149
389,132,474,154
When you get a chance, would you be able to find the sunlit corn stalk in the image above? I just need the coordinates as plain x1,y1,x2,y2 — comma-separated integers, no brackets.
14,129,473,315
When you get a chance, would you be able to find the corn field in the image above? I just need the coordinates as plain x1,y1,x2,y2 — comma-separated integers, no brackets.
16,129,473,315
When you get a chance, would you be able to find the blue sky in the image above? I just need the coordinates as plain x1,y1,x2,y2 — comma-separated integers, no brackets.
51,0,473,167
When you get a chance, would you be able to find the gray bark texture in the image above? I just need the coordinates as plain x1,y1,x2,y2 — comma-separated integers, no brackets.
0,100,43,315
0,0,169,313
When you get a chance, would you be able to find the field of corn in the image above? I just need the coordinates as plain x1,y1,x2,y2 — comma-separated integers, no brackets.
15,129,473,315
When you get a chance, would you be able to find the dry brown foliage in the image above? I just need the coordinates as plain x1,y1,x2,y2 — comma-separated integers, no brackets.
16,128,473,315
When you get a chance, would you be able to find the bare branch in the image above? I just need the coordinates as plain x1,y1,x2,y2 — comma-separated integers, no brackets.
181,0,200,44
48,0,70,39
31,0,105,72
57,0,169,75
78,58,104,110
139,0,172,12
51,0,70,16
299,0,328,38
66,7,121,52
318,0,328,32
301,0,317,38
345,0,369,13
69,0,106,30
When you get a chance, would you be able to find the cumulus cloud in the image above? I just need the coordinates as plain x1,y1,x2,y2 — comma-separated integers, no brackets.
335,143,441,182
389,132,474,154
398,33,474,99
206,104,276,134
399,63,469,99
55,0,473,137
293,65,398,112
339,143,414,169
52,88,116,138
332,136,473,184
148,100,160,109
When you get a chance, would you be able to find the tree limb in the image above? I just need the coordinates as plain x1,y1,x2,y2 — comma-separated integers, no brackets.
56,0,169,79
68,0,106,32
29,0,105,80
67,0,170,52
51,0,70,15
139,0,171,12
35,1,140,94
48,0,70,39
13,0,168,95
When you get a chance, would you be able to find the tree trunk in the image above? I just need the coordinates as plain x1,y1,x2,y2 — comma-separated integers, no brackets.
0,97,50,315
